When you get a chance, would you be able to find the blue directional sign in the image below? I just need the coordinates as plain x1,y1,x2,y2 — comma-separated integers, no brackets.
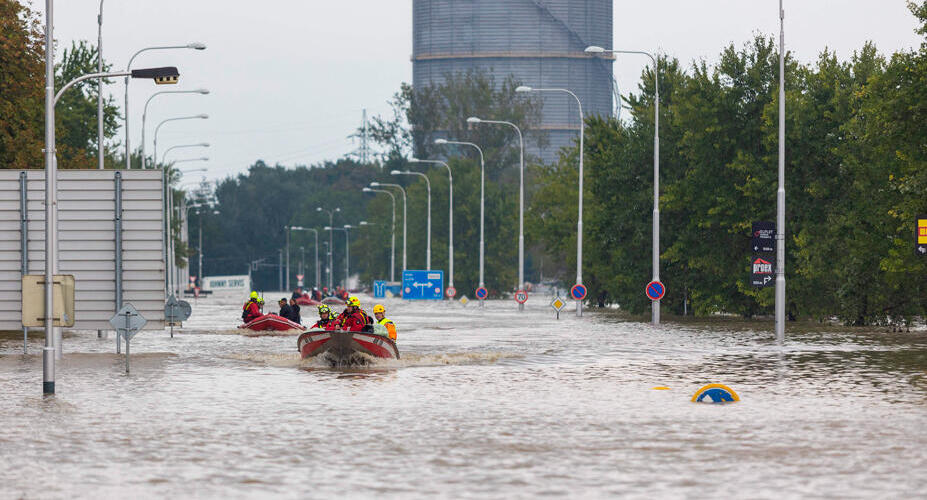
373,280,387,298
402,270,444,300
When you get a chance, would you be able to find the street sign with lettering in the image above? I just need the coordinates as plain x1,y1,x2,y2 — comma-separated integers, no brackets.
514,290,528,304
402,270,444,300
751,256,775,287
752,221,776,253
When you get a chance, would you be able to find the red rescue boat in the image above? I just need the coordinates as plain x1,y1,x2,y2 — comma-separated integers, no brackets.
297,328,399,365
294,295,320,306
320,297,346,306
239,314,306,332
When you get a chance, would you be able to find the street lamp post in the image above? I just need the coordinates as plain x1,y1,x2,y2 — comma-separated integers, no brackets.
392,170,431,270
316,207,340,290
435,138,486,305
467,116,525,310
290,227,319,290
362,188,396,282
42,10,181,391
514,86,584,316
96,0,104,170
325,226,353,288
285,225,290,291
585,46,659,324
141,89,209,168
776,0,786,343
410,158,453,293
124,42,205,169
321,241,330,288
371,183,407,274
164,159,207,297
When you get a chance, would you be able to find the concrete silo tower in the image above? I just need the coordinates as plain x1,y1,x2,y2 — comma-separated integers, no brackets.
412,0,614,163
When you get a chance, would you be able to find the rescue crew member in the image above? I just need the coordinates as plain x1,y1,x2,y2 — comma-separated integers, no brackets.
242,291,262,323
291,287,304,300
311,304,338,330
278,298,292,321
372,304,397,340
336,296,372,332
288,298,301,324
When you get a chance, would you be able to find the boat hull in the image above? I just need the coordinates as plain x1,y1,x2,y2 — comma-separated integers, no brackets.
294,296,320,306
320,297,346,306
297,329,399,364
239,314,306,331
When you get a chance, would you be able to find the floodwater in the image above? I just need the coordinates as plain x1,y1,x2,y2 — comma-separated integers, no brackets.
1,291,926,499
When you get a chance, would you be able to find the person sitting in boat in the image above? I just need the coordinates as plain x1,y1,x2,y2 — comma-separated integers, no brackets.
311,287,322,301
242,291,262,323
372,304,397,340
322,286,330,298
336,296,373,332
288,298,301,324
311,304,338,330
291,287,304,300
278,298,292,320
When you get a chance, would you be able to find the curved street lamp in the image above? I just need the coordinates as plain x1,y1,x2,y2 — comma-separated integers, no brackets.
410,158,453,293
141,89,209,168
316,207,340,289
362,187,396,282
124,42,206,169
392,170,431,270
371,182,407,273
435,138,486,304
467,116,525,310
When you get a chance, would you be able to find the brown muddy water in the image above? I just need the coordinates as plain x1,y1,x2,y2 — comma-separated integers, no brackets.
1,291,926,498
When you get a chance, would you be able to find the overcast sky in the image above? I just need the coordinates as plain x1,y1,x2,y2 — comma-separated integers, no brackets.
29,0,924,183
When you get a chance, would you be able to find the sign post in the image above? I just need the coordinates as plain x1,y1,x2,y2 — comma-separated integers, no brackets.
550,295,567,320
164,295,192,337
109,304,147,374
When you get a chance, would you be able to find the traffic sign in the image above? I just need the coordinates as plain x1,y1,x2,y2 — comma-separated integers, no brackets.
459,295,469,306
475,287,488,300
446,286,457,298
189,276,196,283
751,256,775,288
165,295,192,322
109,303,147,341
550,296,567,312
645,280,666,301
751,221,776,253
401,270,444,300
570,284,587,301
514,290,528,304
373,280,387,298
296,274,304,287
917,214,927,256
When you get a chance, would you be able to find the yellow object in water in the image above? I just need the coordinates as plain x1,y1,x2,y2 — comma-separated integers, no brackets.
652,386,671,390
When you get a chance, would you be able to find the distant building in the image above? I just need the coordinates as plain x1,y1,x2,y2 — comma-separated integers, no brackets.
412,0,614,164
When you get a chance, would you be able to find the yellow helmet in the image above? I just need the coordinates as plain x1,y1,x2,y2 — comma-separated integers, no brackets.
250,291,259,299
257,297,264,305
318,304,331,315
346,296,361,307
373,304,385,314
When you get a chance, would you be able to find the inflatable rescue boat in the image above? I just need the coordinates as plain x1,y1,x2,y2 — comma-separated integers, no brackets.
297,325,399,364
239,314,306,332
294,295,320,306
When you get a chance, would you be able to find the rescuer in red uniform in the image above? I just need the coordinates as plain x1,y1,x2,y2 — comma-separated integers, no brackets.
311,304,338,330
241,291,262,323
336,296,373,332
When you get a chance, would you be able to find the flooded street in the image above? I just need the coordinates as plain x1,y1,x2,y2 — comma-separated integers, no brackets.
2,292,926,498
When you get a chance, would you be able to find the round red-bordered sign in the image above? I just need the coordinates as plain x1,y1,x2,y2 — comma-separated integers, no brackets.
446,286,457,298
570,284,587,301
645,280,666,301
475,287,488,300
515,290,528,304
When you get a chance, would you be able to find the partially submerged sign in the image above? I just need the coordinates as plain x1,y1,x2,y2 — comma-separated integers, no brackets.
21,274,75,327
164,295,192,323
109,303,147,341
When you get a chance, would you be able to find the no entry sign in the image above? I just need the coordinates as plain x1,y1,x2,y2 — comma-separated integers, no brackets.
645,280,665,301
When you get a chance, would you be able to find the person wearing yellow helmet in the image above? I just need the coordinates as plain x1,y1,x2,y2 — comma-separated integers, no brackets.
336,295,373,332
311,304,337,330
242,291,262,323
372,304,397,340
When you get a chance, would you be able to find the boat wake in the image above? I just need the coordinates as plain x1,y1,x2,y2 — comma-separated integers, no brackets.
225,350,522,369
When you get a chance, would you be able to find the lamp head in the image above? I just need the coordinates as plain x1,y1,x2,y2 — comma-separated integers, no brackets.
316,207,322,212
362,187,372,192
390,170,401,175
370,182,380,187
515,86,532,93
196,88,210,94
188,42,207,50
197,114,209,119
584,45,605,54
434,139,447,144
200,143,210,147
409,158,422,163
323,226,332,230
343,224,352,229
466,117,481,124
334,207,340,212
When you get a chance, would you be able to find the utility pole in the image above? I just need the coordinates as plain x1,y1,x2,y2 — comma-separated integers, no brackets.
775,0,787,343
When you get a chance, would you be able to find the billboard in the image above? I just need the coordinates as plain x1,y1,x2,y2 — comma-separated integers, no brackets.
402,270,444,300
0,170,165,330
203,275,250,292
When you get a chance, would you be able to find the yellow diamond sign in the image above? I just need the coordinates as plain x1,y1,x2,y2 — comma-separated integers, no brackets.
550,296,566,312
459,295,469,306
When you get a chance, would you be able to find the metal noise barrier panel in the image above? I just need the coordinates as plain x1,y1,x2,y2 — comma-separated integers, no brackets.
0,170,165,330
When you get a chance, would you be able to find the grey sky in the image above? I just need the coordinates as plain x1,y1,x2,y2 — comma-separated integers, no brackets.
32,0,923,183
